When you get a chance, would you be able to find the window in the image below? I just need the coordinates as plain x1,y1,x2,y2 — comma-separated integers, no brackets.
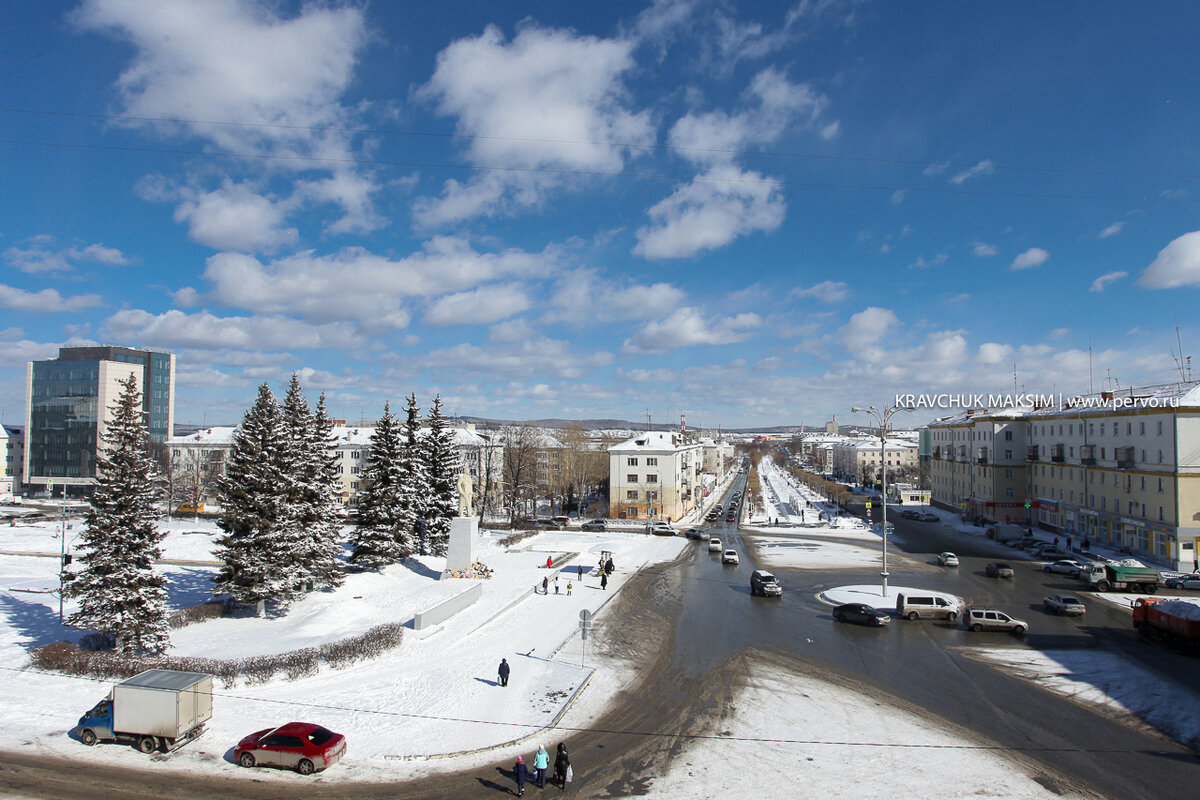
351,466,359,474
1127,422,1132,436
646,490,658,501
646,457,658,466
627,457,638,466
627,474,638,483
1101,497,1106,510
1158,478,1164,493
350,481,359,490
1100,448,1106,460
1140,476,1145,491
1005,449,1012,459
1140,422,1145,435
1159,506,1165,522
1100,423,1105,435
626,490,639,500
1004,430,1013,440
1158,421,1163,435
646,474,658,483
1005,468,1013,479
1100,473,1105,485
1159,450,1164,464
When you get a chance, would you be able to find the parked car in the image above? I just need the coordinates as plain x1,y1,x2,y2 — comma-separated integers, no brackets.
648,521,674,535
535,518,564,530
235,722,346,775
750,569,782,597
722,549,740,565
916,512,939,522
551,516,571,528
986,562,1015,578
1042,559,1083,575
1035,548,1072,561
1043,594,1087,616
833,603,891,627
964,607,1028,634
937,552,959,567
899,509,920,520
708,537,723,552
1165,573,1200,590
580,519,608,532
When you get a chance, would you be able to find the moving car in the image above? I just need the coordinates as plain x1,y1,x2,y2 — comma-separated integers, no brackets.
535,518,564,530
1043,594,1086,616
647,521,674,535
899,509,920,520
750,569,782,597
580,519,608,532
986,562,1015,578
1165,573,1200,590
964,607,1028,634
708,537,723,552
937,552,959,567
895,592,961,621
833,603,890,627
235,722,346,775
1042,559,1083,575
683,527,706,540
722,549,739,565
916,512,939,522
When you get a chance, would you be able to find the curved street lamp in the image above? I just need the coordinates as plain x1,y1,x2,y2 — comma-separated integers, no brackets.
851,404,913,597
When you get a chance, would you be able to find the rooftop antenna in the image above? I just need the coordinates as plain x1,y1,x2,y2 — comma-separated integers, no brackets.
645,409,652,432
1170,325,1192,382
1012,358,1018,394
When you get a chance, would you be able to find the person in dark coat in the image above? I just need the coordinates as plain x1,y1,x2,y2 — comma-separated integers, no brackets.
498,658,510,687
600,572,608,590
577,564,584,581
513,755,528,796
542,576,549,594
605,557,614,574
554,742,570,788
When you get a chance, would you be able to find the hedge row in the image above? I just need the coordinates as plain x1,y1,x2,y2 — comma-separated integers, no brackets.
30,622,405,688
498,529,540,548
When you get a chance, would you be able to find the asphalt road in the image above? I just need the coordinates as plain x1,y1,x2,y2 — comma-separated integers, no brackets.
5,472,1200,799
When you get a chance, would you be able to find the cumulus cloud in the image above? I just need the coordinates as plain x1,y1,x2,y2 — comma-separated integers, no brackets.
1137,230,1200,289
416,336,612,381
622,307,763,353
415,24,652,226
633,166,785,259
424,284,531,327
908,253,947,270
1089,270,1127,293
791,280,850,304
840,307,898,351
201,237,559,328
1011,247,1049,270
102,308,362,351
973,242,998,257
1099,221,1125,239
543,269,686,323
977,342,1014,365
950,159,995,185
0,284,104,313
4,238,131,274
167,179,299,252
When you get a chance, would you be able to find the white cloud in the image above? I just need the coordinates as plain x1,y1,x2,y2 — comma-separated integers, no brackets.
791,280,850,304
415,24,652,225
634,166,785,259
922,162,949,177
908,253,948,269
417,336,611,381
1011,247,1049,270
950,159,995,185
0,338,62,368
623,307,763,353
488,318,538,343
201,237,559,327
170,179,299,252
840,307,898,351
102,308,362,351
424,284,531,327
1137,230,1200,289
544,269,686,323
890,189,907,204
1099,221,1125,239
1089,270,1128,293
977,342,1013,365
298,170,387,235
0,284,104,313
3,239,131,274
973,242,998,257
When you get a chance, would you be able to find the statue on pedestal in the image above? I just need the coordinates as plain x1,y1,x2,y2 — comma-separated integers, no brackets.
457,468,475,517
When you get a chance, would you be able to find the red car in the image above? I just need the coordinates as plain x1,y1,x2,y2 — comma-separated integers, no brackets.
235,722,346,775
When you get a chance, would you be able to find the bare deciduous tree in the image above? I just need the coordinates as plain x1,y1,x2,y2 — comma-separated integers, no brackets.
502,424,539,525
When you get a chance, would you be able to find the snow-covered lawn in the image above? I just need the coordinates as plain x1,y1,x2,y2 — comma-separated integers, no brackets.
749,535,926,572
967,647,1200,752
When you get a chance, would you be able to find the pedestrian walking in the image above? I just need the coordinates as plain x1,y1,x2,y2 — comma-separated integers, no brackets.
566,581,573,596
554,576,560,594
498,658,510,687
601,572,608,590
542,576,549,594
605,557,614,574
577,564,584,581
513,755,528,796
554,743,571,788
1083,536,1091,551
546,556,553,569
534,745,550,788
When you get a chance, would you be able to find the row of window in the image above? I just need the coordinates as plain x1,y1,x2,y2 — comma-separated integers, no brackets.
626,474,659,483
626,457,659,466
625,490,659,501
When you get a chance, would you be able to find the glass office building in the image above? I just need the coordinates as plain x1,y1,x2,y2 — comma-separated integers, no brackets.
24,346,175,494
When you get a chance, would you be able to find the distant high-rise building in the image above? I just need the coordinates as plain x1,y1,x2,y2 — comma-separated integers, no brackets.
826,416,839,434
24,345,175,495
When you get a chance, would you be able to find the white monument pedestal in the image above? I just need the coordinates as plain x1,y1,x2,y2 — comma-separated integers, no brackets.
444,516,480,576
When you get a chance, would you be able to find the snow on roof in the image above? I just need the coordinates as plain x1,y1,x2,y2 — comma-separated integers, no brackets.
609,431,699,452
170,425,490,448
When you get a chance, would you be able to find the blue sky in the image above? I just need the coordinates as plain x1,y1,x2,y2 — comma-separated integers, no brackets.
3,0,1200,429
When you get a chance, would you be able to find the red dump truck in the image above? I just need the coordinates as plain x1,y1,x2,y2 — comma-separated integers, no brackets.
1132,597,1200,654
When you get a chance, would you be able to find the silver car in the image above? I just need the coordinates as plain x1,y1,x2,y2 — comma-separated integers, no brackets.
1043,594,1086,616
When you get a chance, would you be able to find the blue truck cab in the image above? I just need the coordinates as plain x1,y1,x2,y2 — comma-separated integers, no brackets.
78,699,115,745
76,669,213,754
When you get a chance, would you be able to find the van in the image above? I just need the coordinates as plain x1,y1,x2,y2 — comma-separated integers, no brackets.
895,592,960,621
965,606,1028,634
750,570,782,597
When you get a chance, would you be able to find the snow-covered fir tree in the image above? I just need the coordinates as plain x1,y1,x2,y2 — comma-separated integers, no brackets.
65,375,169,655
213,382,291,607
398,393,431,554
419,394,461,556
350,402,416,566
305,392,346,586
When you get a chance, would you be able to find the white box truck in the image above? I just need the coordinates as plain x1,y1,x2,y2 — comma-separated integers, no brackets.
77,669,213,754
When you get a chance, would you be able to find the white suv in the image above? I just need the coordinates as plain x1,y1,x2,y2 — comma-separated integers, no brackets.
722,549,739,565
708,537,723,552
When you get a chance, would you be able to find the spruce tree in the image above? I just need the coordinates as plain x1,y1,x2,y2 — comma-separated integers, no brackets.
213,382,291,606
66,374,169,655
304,392,345,586
420,394,461,556
398,393,430,554
350,402,414,565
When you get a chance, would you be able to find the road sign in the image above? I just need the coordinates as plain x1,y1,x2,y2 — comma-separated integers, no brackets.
579,609,592,622
864,501,871,509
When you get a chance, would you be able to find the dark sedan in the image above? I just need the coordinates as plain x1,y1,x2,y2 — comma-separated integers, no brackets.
833,603,891,627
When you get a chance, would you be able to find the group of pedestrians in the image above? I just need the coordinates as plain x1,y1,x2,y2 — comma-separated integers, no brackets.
513,743,571,794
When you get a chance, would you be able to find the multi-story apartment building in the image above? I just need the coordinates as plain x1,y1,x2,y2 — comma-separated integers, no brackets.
830,438,918,484
923,382,1200,570
927,409,1027,525
1,424,24,498
25,345,175,495
608,432,703,521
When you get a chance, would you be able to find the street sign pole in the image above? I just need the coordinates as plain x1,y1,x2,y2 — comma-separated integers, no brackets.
579,609,592,668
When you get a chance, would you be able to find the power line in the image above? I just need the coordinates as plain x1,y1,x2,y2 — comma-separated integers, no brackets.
4,105,1199,182
0,664,1172,756
0,138,1191,205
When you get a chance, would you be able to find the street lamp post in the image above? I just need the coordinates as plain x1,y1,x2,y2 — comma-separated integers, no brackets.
851,404,913,598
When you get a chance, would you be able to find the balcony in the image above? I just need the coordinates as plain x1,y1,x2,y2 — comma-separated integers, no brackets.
1027,447,1040,461
1115,446,1135,470
976,448,989,465
1080,445,1096,466
1050,444,1065,463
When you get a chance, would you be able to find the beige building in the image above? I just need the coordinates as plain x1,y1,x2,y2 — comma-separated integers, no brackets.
608,432,703,521
830,438,918,484
927,409,1028,525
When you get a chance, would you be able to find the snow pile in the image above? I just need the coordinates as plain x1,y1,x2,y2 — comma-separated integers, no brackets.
1152,598,1200,620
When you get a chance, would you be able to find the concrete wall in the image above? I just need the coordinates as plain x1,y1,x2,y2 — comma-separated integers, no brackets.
413,582,483,630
